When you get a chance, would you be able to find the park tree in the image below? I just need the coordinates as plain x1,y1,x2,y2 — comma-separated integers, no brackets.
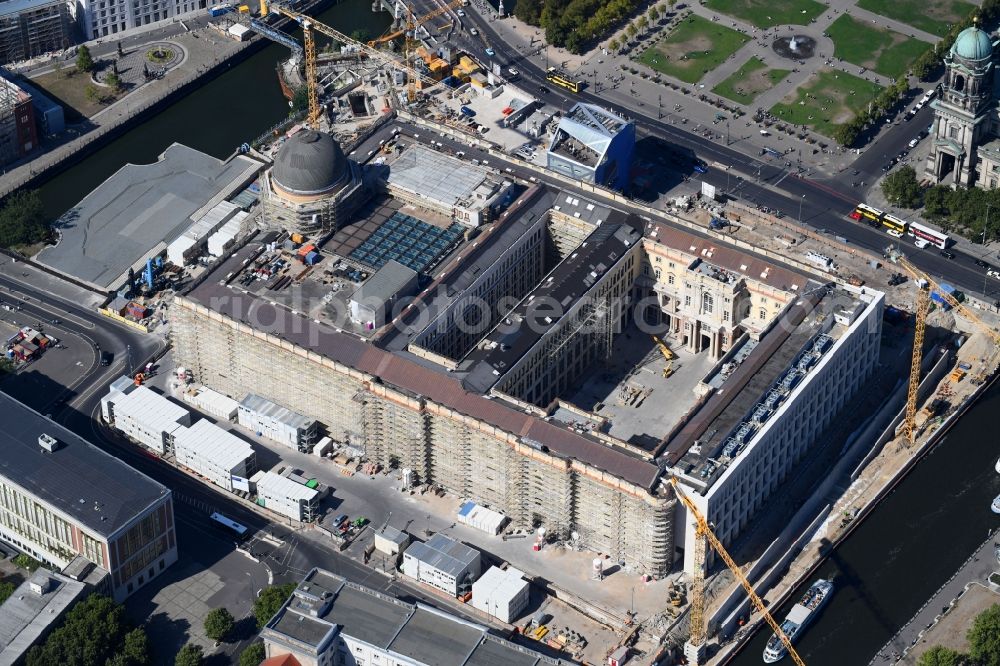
833,120,861,148
923,184,953,219
239,642,266,666
0,190,48,249
204,607,235,642
174,644,203,666
76,44,94,73
105,72,122,94
85,84,100,104
968,603,1000,666
917,646,964,666
120,627,151,665
626,22,638,39
648,5,659,20
0,580,14,605
25,594,128,666
608,37,620,52
637,15,649,32
881,166,924,208
254,583,297,629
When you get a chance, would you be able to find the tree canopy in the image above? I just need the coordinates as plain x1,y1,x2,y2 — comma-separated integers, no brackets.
968,603,1000,666
917,646,964,666
174,644,203,666
515,0,643,53
24,594,141,666
881,166,924,208
239,642,266,666
0,190,49,249
253,583,297,629
203,607,235,642
76,45,94,73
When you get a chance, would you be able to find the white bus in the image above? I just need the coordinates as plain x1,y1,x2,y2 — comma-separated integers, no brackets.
209,512,249,541
907,221,950,249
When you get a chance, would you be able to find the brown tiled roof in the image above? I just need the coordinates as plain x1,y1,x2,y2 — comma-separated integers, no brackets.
644,220,808,293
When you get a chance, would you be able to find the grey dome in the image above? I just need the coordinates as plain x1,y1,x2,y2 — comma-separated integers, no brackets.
272,130,348,196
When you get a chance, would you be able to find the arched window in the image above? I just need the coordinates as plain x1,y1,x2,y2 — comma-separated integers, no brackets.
702,292,714,314
954,74,966,92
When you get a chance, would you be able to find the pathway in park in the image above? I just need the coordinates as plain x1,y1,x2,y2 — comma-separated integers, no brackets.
479,0,942,174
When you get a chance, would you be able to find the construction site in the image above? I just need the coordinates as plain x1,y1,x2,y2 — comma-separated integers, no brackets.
17,0,995,663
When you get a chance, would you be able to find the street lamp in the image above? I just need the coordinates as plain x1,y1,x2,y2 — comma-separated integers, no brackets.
798,194,805,222
983,204,992,298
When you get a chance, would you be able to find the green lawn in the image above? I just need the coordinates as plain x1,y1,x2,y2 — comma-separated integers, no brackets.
856,0,975,37
638,15,751,84
826,14,933,78
29,69,111,119
712,56,791,105
769,68,883,137
703,0,827,28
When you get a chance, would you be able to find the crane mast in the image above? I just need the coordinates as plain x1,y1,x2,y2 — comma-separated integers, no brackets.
667,478,806,666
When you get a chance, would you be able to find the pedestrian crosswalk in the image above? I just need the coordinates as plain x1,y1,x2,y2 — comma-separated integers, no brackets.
174,492,214,514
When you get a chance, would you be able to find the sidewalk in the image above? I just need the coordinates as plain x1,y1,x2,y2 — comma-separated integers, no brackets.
871,532,1000,664
0,25,252,198
474,0,937,177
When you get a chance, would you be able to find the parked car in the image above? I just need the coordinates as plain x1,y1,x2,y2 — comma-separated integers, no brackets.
988,269,1000,279
975,259,991,268
100,351,113,367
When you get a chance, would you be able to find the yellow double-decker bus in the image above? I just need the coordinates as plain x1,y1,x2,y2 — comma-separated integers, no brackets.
546,67,582,93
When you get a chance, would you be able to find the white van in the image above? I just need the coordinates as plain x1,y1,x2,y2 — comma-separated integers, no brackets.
914,238,929,248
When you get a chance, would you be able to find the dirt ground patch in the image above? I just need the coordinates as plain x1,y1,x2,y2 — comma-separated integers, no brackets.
905,584,1000,664
28,68,116,119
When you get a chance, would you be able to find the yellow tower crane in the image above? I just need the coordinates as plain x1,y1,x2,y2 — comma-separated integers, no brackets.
369,0,462,46
891,253,1000,444
270,4,440,122
667,478,806,666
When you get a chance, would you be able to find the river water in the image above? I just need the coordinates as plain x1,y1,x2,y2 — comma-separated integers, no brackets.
33,3,1000,661
730,380,1000,666
38,0,391,220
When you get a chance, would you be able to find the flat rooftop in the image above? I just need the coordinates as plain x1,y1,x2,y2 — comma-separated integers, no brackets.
184,237,661,490
265,568,563,665
37,144,260,291
386,143,491,209
461,217,642,395
0,393,171,537
394,185,557,354
0,572,87,664
661,286,859,488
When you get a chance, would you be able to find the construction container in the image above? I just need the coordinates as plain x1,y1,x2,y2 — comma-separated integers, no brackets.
290,232,304,244
238,3,249,11
297,243,316,257
304,251,320,265
126,302,149,319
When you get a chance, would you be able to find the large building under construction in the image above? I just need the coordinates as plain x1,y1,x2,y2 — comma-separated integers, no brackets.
171,146,882,576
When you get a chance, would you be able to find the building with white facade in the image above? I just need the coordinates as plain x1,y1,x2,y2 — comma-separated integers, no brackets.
261,568,565,666
238,394,317,451
661,285,884,573
102,382,190,454
74,0,209,41
184,385,240,421
253,471,320,523
173,419,256,492
0,393,177,602
471,566,529,623
401,533,481,596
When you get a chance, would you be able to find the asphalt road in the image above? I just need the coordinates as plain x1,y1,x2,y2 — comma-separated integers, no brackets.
0,267,500,642
437,9,1000,301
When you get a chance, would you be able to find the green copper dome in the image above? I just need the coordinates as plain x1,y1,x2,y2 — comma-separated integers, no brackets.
952,25,994,60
